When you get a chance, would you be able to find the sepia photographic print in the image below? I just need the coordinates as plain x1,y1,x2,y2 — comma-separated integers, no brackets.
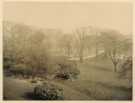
3,1,133,101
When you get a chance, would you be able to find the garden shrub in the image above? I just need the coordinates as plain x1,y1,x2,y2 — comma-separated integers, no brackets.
34,82,64,100
55,60,80,80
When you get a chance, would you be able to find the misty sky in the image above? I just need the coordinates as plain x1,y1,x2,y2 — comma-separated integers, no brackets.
4,2,132,34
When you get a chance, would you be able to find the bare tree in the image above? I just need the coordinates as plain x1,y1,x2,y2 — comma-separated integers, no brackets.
85,31,101,57
59,34,73,57
23,30,49,78
75,28,87,62
3,21,32,62
100,30,125,72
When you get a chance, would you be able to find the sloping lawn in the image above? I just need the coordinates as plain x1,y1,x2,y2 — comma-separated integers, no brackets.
59,56,132,100
4,77,92,100
3,55,132,100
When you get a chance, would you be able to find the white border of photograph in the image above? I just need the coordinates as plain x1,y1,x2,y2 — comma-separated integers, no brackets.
0,0,134,103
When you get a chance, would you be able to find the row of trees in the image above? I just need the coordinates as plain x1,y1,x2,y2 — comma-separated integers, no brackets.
4,22,50,78
59,27,132,72
3,21,132,75
3,21,80,79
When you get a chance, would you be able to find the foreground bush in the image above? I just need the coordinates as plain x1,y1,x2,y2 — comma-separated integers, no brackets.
119,56,132,88
34,82,64,100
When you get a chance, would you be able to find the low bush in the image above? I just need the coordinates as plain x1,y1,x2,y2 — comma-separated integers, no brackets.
118,56,132,88
33,82,64,100
119,57,132,79
54,60,80,80
44,55,80,80
4,55,80,81
30,79,38,84
3,57,14,70
10,63,32,77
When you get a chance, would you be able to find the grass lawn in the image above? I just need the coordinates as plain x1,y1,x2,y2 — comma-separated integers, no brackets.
3,55,132,100
59,55,132,100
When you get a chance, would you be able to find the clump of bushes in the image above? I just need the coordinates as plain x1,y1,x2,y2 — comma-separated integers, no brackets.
30,79,38,83
44,55,80,80
9,63,33,78
55,60,80,80
119,57,132,78
118,56,132,88
4,54,80,81
33,82,64,100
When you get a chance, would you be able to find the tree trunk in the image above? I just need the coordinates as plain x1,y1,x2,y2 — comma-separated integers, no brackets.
79,46,83,63
80,55,83,63
104,51,108,58
95,42,98,57
113,63,117,72
67,47,71,57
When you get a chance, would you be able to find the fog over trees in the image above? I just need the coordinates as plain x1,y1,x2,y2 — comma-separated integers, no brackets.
3,2,132,100
3,21,132,100
4,20,132,72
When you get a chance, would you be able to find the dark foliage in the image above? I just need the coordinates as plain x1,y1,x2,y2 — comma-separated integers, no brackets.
33,82,64,100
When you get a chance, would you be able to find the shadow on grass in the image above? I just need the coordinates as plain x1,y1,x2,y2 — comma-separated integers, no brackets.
23,92,41,100
23,92,64,100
